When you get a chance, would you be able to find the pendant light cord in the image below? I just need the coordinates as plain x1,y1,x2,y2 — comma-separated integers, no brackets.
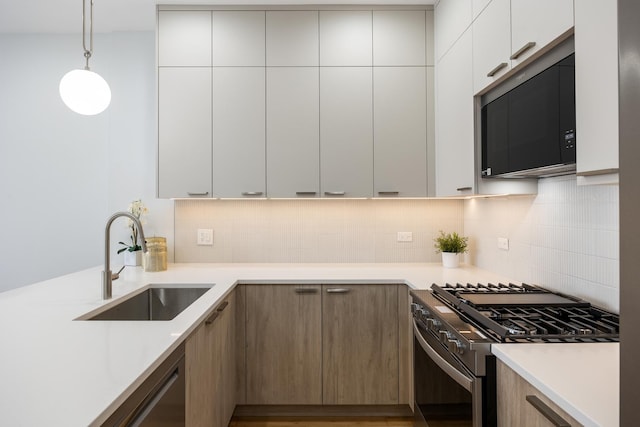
82,0,94,70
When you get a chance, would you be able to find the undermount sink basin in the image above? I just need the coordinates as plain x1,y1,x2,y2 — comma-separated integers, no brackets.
82,285,213,321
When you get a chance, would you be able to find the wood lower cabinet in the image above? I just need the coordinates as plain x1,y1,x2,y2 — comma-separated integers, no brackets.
186,291,236,427
322,284,399,405
497,360,582,427
244,284,323,404
241,284,409,408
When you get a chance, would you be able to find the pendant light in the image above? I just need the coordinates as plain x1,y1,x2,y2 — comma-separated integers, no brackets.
59,0,111,116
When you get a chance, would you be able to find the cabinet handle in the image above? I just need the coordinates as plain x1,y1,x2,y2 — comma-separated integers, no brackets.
456,187,472,191
295,191,317,196
510,41,536,60
205,311,220,325
486,62,508,77
216,301,228,312
187,191,209,196
326,288,351,294
377,191,399,196
525,395,571,427
241,191,263,196
324,191,345,196
295,288,318,294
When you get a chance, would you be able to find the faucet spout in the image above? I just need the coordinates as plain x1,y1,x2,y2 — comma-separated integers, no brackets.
102,211,148,299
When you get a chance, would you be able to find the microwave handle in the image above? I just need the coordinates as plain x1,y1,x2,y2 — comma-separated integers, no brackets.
413,320,473,392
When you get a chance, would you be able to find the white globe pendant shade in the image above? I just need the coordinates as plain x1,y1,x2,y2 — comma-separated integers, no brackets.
59,69,111,116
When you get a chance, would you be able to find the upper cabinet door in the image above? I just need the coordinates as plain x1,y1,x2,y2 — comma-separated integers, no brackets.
320,68,373,197
319,11,372,66
471,0,511,94
510,0,574,67
213,11,265,66
158,67,212,198
266,68,320,198
374,67,428,197
266,11,319,66
213,67,266,198
434,0,472,62
373,10,426,66
158,11,212,66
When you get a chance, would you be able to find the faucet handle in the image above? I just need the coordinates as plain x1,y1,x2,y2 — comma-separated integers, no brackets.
112,265,126,281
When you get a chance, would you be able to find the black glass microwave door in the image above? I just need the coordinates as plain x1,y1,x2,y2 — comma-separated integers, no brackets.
482,94,509,176
508,67,562,172
559,61,577,164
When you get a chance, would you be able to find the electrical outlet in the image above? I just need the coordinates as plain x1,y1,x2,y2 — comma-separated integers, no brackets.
197,229,214,246
397,231,413,242
497,237,509,251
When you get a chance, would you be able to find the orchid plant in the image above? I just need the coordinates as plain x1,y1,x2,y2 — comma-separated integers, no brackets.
117,199,148,254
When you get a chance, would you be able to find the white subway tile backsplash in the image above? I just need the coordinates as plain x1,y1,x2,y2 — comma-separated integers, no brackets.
464,176,619,312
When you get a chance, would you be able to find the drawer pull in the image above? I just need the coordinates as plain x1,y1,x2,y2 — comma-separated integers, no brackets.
187,191,209,196
326,288,351,294
295,288,318,294
510,41,536,60
456,186,472,192
216,301,229,312
295,191,317,196
324,191,345,196
487,62,508,77
526,395,571,427
377,191,399,196
241,191,263,196
205,311,220,325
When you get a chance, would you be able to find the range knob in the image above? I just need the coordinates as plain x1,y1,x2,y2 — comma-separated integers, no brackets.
448,339,465,355
438,330,451,343
426,318,440,331
410,303,420,314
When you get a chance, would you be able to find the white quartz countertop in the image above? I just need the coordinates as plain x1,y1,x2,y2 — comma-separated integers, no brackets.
492,343,619,427
0,262,618,426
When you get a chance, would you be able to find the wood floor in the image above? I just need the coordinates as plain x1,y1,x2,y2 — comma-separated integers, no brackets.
228,417,415,427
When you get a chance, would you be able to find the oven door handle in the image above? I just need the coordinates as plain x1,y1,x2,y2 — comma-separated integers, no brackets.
413,320,473,392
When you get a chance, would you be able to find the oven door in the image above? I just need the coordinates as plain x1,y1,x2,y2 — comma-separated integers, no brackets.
413,320,483,427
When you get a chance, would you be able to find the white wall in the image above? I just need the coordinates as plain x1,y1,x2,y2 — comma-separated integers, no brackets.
464,176,619,312
0,32,173,293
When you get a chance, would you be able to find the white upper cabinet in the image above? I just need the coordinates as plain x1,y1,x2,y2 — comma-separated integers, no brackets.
472,0,511,93
434,0,472,62
158,67,212,198
373,10,426,66
213,11,265,66
510,0,574,67
575,0,619,184
374,67,428,197
319,11,372,66
266,11,319,66
472,0,491,19
320,67,373,197
435,29,475,197
158,11,212,66
266,68,320,198
213,67,266,198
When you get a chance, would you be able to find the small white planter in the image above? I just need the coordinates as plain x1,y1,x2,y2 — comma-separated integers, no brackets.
123,250,142,267
441,252,460,268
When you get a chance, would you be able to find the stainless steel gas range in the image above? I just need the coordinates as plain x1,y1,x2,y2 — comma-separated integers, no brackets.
410,283,620,427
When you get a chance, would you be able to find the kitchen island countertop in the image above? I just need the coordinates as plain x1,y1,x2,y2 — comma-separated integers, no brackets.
0,263,618,426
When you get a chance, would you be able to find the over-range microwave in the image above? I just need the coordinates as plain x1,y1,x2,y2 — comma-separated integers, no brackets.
481,52,576,179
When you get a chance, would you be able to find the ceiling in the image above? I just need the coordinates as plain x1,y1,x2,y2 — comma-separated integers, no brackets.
0,0,434,34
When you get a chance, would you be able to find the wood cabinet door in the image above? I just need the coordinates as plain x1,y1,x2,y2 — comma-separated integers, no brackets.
158,67,212,198
245,285,323,404
322,284,399,405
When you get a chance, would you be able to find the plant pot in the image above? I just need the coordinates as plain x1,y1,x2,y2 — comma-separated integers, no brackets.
124,250,142,267
441,252,460,268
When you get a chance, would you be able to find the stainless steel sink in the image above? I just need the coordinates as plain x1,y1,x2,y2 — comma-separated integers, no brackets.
82,285,213,321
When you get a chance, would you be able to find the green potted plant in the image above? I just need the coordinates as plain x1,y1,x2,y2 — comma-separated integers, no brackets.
117,199,148,266
434,230,468,268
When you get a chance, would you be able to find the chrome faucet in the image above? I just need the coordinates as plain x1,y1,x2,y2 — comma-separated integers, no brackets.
102,211,148,299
